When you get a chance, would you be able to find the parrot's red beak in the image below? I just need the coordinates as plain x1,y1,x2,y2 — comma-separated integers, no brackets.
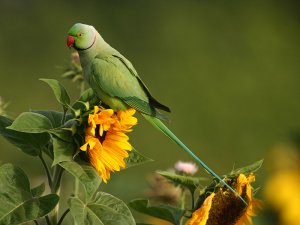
67,36,75,48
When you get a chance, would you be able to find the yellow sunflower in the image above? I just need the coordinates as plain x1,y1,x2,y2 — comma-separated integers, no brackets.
186,173,261,225
80,106,137,183
264,145,300,225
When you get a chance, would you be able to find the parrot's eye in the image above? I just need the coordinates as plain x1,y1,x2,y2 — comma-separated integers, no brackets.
77,33,83,37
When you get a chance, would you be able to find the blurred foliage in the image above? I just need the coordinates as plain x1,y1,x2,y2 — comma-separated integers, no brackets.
1,1,300,224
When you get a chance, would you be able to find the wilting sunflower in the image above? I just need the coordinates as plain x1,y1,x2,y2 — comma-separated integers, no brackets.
186,173,261,225
80,106,137,183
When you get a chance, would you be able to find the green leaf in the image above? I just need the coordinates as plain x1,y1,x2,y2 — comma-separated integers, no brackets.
0,115,50,156
71,88,99,117
68,192,135,225
195,160,264,209
60,161,101,200
129,199,185,225
71,101,89,115
7,112,53,133
157,171,206,194
125,148,153,168
229,159,264,177
32,110,73,128
0,164,59,225
31,183,45,197
52,136,75,165
50,128,74,142
40,78,70,109
77,88,99,105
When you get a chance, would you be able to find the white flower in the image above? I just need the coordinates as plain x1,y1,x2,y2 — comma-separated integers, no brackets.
174,161,198,175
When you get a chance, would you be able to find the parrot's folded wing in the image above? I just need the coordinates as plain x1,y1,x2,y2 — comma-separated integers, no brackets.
112,54,171,113
91,55,170,121
122,96,170,122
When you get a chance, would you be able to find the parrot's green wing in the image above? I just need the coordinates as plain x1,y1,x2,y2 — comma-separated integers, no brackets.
112,54,171,113
91,54,170,120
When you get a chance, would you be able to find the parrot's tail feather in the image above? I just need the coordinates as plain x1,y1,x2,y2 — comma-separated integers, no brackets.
143,114,247,205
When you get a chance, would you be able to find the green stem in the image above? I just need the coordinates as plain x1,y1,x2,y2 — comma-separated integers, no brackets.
50,166,64,225
73,178,80,225
180,189,186,210
45,215,52,225
52,166,64,193
61,108,67,125
190,189,195,209
33,220,40,225
57,209,70,225
74,178,79,197
39,153,52,188
179,188,187,225
80,82,85,95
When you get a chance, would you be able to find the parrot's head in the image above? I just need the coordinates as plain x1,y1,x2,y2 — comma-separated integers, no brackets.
67,23,97,50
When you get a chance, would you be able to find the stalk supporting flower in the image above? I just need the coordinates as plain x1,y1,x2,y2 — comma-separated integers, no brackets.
186,173,261,225
80,106,137,183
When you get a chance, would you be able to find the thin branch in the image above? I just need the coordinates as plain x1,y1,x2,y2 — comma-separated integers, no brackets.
57,209,70,225
39,153,52,188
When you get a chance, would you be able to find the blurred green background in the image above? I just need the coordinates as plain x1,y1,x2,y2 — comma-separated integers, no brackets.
1,0,300,224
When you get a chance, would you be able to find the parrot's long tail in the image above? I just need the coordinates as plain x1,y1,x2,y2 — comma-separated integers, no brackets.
143,114,247,205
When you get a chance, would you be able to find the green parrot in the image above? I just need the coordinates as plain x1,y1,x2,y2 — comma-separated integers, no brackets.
67,23,245,204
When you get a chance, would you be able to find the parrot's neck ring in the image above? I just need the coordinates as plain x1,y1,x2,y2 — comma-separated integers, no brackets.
75,34,96,51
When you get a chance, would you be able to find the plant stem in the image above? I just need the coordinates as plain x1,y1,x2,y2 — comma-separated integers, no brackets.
33,220,40,225
73,178,80,225
180,189,186,210
179,188,186,225
39,153,52,188
191,191,195,209
50,165,64,225
80,82,85,95
52,166,64,193
61,107,67,125
57,209,70,225
74,178,80,197
45,215,52,225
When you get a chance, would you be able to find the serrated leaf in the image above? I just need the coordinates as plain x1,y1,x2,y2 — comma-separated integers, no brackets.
52,136,75,165
68,192,135,225
31,183,45,197
7,112,53,133
230,159,264,177
129,199,185,225
125,148,153,168
157,171,206,194
60,161,101,200
40,78,70,109
0,115,50,156
0,164,59,225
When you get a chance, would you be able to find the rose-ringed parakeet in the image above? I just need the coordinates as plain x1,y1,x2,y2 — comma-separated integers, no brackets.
66,23,246,203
